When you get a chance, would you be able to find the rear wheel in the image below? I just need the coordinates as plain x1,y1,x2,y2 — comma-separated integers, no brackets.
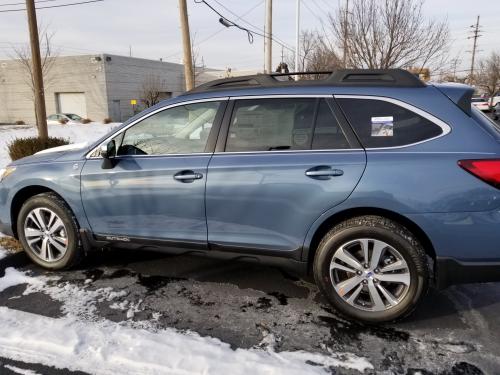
313,215,429,323
17,193,83,270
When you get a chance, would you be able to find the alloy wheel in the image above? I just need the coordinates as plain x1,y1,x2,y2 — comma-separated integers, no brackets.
330,238,411,312
23,207,68,262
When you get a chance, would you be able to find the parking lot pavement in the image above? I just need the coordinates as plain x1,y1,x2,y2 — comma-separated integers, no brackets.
0,249,498,374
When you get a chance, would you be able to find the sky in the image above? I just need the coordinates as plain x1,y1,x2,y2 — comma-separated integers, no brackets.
0,0,499,74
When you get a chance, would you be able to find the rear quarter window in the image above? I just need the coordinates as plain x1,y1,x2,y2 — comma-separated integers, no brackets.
337,98,444,148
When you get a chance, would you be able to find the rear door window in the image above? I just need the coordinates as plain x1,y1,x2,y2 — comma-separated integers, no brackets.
225,98,316,152
337,98,443,148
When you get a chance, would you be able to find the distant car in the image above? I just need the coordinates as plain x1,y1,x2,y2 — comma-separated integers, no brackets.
493,103,500,120
472,97,490,111
47,114,83,125
489,93,500,107
471,97,490,111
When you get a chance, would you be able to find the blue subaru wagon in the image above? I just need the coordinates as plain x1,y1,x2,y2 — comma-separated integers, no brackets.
1,69,500,323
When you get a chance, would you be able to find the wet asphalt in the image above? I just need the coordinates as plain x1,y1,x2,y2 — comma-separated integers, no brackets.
0,249,499,375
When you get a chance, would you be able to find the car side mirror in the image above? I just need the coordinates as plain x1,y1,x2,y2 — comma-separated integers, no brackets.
100,140,116,169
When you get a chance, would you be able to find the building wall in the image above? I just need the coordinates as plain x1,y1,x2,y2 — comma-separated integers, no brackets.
0,55,109,124
103,54,185,122
0,54,186,124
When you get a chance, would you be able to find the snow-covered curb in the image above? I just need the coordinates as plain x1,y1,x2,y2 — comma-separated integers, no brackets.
0,268,374,374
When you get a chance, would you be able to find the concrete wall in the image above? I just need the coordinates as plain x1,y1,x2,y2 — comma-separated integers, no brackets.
0,55,108,124
0,54,186,124
103,54,185,122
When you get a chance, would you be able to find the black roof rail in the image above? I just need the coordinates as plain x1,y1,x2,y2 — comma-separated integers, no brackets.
188,69,425,93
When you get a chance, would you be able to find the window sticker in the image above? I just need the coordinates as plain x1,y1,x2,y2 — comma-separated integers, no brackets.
371,116,394,137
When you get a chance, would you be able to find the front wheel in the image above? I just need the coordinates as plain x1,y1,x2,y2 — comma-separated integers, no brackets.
313,215,430,323
17,193,83,270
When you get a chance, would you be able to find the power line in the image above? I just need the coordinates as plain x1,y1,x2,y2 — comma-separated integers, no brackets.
0,0,103,13
199,0,295,51
0,0,59,7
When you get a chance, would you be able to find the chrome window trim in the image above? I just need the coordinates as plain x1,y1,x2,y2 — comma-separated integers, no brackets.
229,94,332,99
85,97,229,159
334,94,452,150
214,149,364,155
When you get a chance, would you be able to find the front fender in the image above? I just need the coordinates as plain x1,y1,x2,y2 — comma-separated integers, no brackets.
0,160,90,235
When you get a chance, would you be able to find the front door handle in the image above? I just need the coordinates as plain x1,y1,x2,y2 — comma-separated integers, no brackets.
305,166,344,179
174,170,203,182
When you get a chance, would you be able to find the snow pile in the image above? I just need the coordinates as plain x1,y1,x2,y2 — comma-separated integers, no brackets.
0,268,374,374
0,307,373,375
0,123,118,168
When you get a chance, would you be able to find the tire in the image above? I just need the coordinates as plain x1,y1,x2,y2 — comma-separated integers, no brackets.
313,215,429,323
17,192,83,270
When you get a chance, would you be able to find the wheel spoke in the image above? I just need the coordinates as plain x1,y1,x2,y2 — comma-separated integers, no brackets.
40,237,51,261
47,211,57,230
346,283,364,304
330,261,358,274
334,248,363,271
379,259,407,273
49,237,66,253
33,208,47,230
24,227,43,238
376,283,399,306
27,212,42,230
367,280,385,311
48,218,64,234
377,272,411,285
359,239,370,265
27,236,41,246
335,275,363,297
370,240,386,270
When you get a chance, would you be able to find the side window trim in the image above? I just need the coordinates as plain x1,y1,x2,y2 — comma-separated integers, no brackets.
334,95,451,149
86,97,229,159
326,97,363,149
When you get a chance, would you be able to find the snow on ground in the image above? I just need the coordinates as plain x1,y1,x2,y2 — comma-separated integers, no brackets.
0,268,374,374
0,233,9,260
0,122,119,168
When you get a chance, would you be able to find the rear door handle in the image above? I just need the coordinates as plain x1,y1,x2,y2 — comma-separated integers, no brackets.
305,166,344,179
174,170,203,182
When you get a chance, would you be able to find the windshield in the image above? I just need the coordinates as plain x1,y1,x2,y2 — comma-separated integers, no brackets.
65,114,82,120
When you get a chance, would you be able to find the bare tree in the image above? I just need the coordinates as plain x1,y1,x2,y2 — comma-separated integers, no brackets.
285,31,341,79
140,74,168,108
12,25,58,124
476,52,500,100
328,0,450,71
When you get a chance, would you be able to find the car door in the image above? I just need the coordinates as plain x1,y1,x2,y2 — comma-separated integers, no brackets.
205,96,366,257
81,98,227,246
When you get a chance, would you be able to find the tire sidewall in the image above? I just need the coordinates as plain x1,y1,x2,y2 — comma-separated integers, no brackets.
17,195,79,270
314,225,426,323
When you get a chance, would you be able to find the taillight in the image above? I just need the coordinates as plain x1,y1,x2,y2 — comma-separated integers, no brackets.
458,159,500,188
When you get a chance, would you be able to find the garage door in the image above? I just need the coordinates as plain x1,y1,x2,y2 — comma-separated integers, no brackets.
56,93,87,118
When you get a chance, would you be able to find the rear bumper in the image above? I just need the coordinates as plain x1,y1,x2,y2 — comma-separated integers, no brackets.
436,257,500,289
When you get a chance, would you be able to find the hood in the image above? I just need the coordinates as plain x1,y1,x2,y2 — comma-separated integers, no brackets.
9,142,89,166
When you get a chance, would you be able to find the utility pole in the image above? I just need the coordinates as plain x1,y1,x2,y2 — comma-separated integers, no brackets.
294,0,300,79
179,0,194,90
343,0,349,68
264,0,272,73
468,15,482,85
26,0,48,140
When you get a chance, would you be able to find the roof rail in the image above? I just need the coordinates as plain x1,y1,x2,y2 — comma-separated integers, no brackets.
189,69,425,93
